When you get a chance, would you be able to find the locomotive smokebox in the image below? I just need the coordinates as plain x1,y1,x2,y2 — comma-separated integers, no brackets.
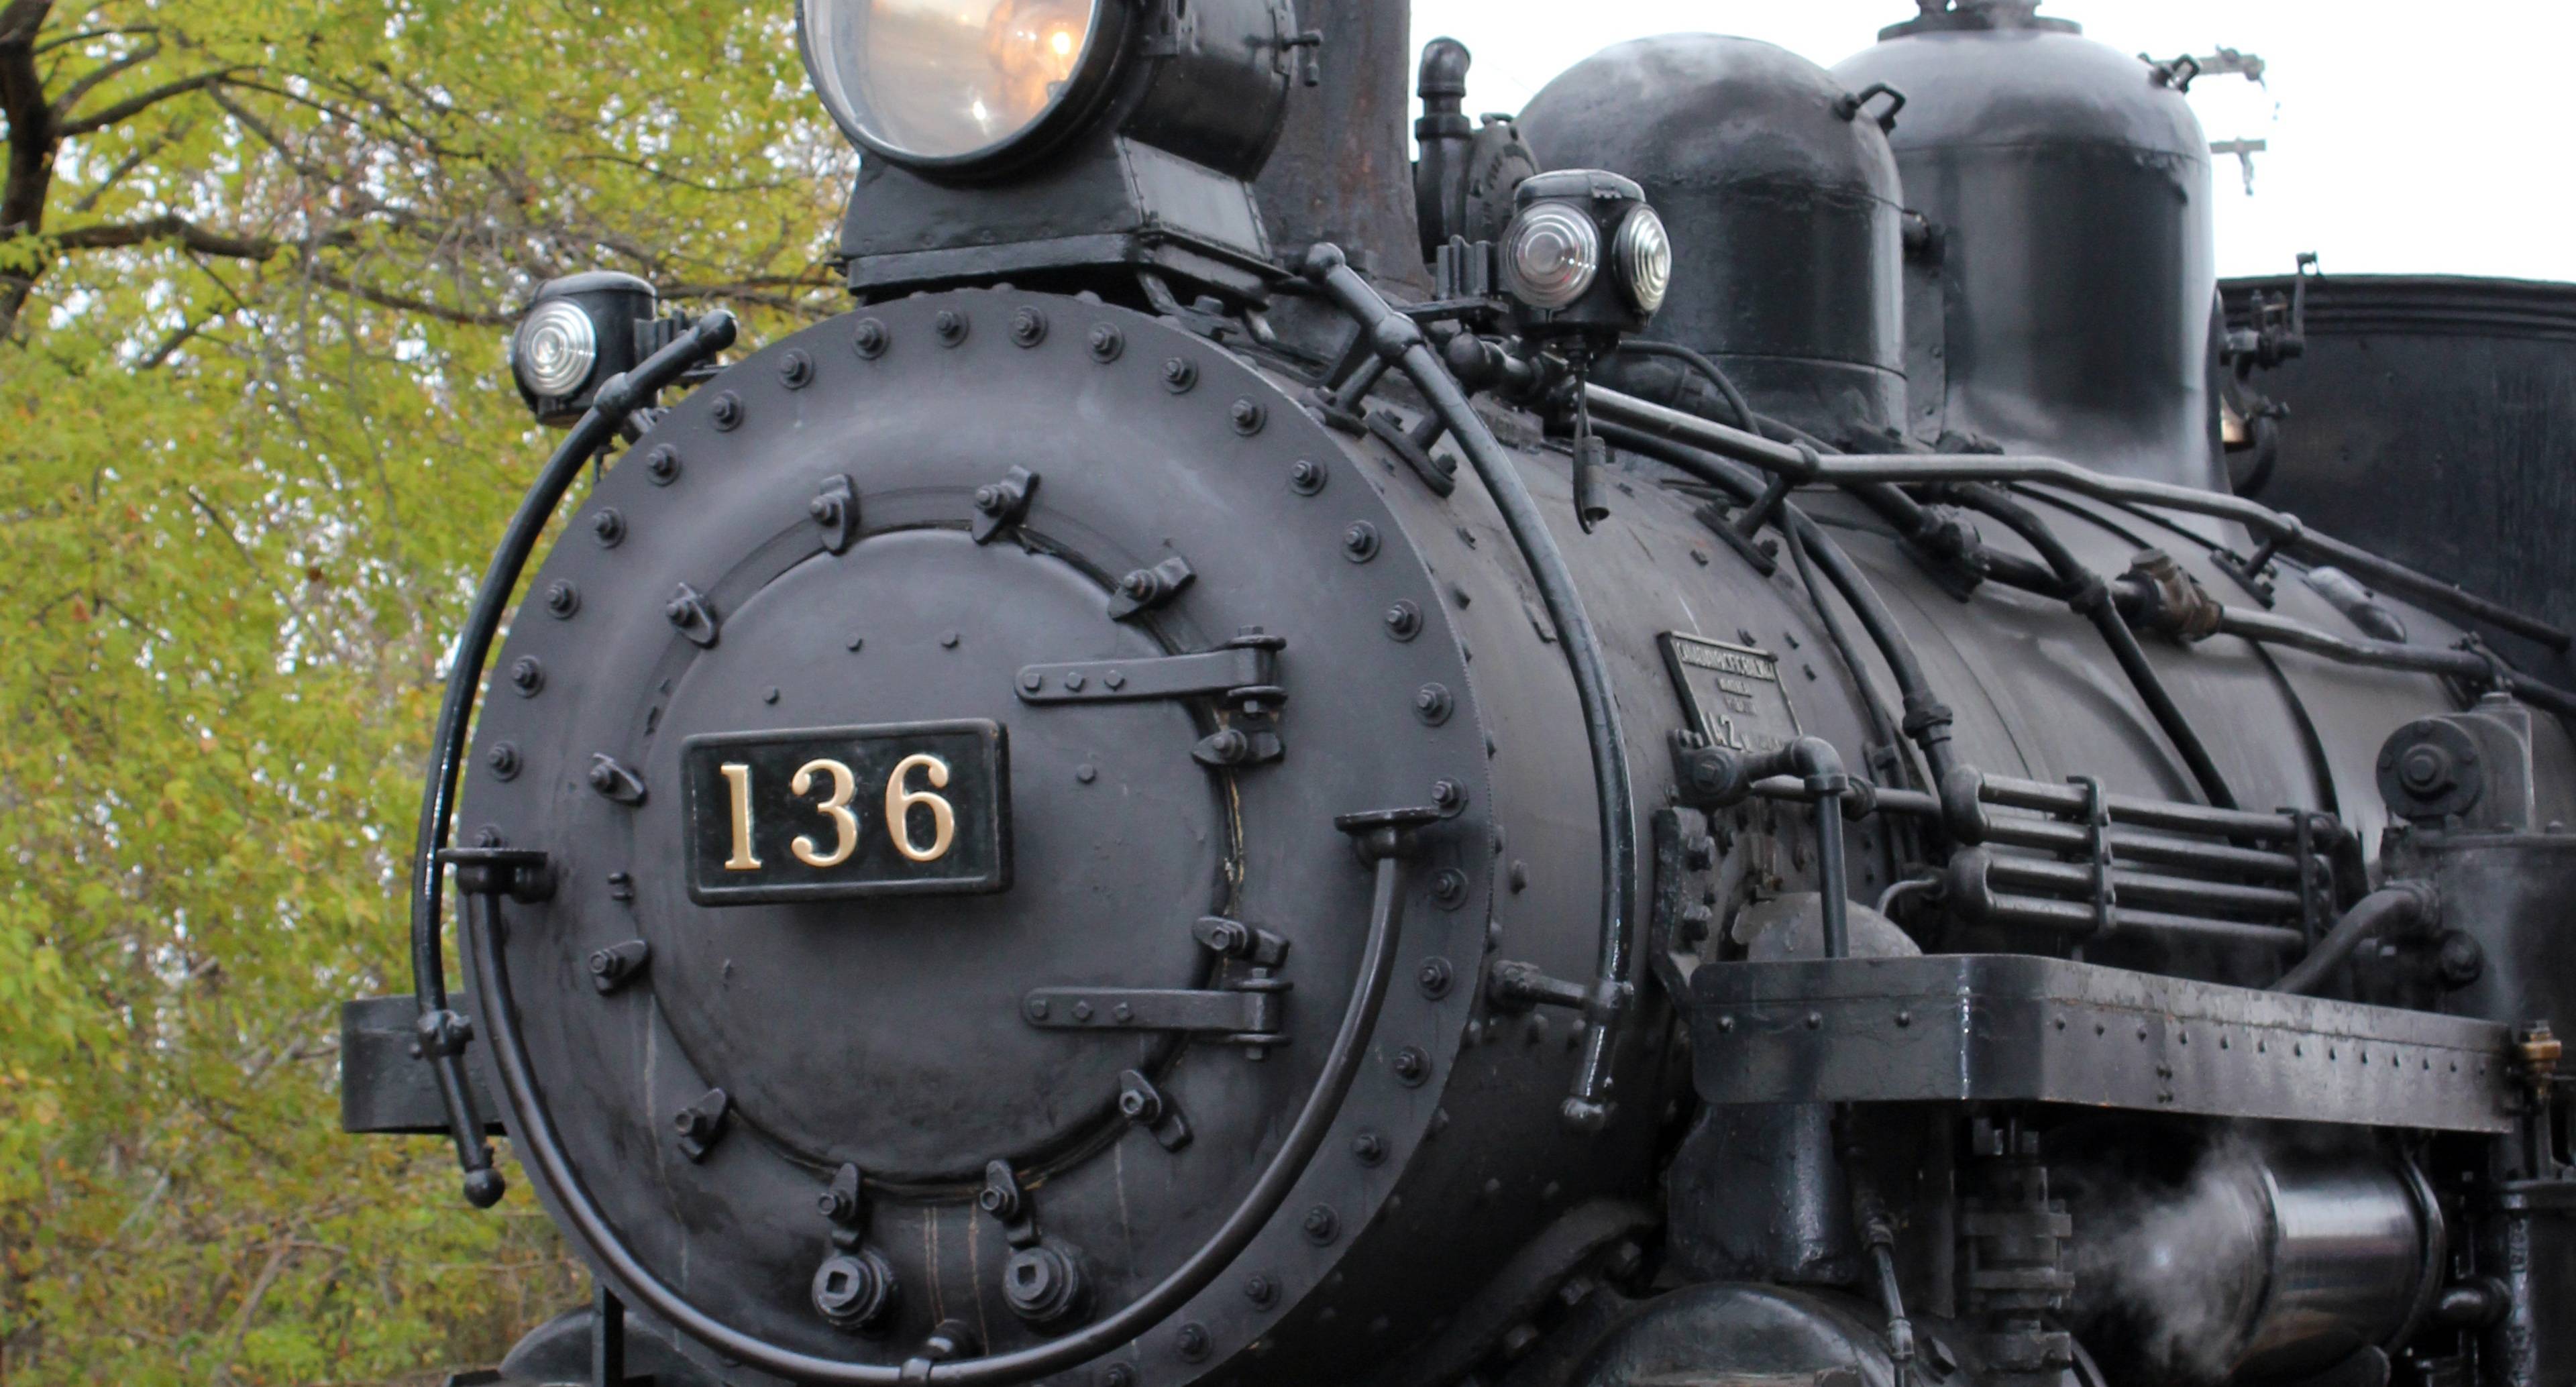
1835,2,2226,488
1517,36,1909,443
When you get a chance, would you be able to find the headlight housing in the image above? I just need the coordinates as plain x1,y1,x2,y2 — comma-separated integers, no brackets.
798,0,1124,175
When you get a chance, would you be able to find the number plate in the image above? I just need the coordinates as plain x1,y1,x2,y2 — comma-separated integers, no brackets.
1659,632,1802,755
682,720,1011,905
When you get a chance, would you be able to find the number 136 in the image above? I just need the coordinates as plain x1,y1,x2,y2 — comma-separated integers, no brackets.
718,754,956,871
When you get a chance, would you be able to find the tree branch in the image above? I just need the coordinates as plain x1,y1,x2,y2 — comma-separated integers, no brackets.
47,32,155,118
59,64,233,137
49,211,350,258
309,267,508,327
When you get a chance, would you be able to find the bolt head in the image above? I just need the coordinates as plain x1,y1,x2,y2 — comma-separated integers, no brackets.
853,319,888,358
1088,324,1124,362
1010,307,1048,346
545,581,580,617
1289,459,1326,495
975,484,1004,513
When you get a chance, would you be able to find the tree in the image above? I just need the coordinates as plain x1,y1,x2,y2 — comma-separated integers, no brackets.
0,3,846,1380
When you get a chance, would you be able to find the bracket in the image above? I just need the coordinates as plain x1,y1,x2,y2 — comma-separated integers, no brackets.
971,466,1038,545
812,474,859,555
1118,1069,1194,1152
1108,555,1197,620
665,583,720,648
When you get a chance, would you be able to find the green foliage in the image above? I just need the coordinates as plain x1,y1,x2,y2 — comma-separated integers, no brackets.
0,3,846,1380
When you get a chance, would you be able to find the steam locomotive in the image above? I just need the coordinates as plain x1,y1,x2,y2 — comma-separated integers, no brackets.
337,3,2576,1386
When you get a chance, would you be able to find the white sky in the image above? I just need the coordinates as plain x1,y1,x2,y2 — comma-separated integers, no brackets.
1409,1,2576,284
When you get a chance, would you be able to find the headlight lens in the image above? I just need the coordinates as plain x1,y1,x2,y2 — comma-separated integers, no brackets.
514,300,599,398
799,0,1105,166
1613,207,1672,315
1501,204,1601,311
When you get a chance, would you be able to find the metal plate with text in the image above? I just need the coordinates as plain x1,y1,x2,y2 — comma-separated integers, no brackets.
1660,632,1801,754
682,720,1010,905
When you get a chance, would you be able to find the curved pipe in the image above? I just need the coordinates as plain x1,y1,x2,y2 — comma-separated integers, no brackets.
1592,418,1961,784
1305,245,1638,1129
458,832,1416,1385
1945,485,2240,810
2269,882,2438,995
406,311,738,1203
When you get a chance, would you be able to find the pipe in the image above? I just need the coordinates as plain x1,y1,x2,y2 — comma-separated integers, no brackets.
1584,381,2573,653
405,310,737,1206
1304,245,1637,1129
2269,882,2438,995
1945,485,2239,810
1592,419,1960,783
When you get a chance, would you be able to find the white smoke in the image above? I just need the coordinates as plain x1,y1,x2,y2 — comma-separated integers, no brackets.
2068,1131,2273,1386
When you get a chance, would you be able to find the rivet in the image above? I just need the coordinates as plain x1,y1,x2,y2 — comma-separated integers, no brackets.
1114,1002,1134,1023
1896,1009,1913,1028
1022,671,1046,692
1393,1046,1432,1086
545,580,581,618
1432,779,1468,814
1230,398,1267,435
778,349,814,390
934,309,969,346
1416,956,1455,999
1065,671,1086,691
764,687,781,705
941,631,961,649
488,742,521,781
1350,1131,1387,1166
1102,1367,1134,1387
510,657,545,698
1175,1322,1211,1363
1384,600,1421,641
1431,869,1468,909
474,826,506,848
853,318,888,359
1073,1000,1094,1021
1027,997,1050,1019
1161,356,1198,393
1088,324,1124,363
1104,671,1126,691
1010,307,1049,347
1805,1012,1823,1030
1509,861,1529,893
847,634,865,653
606,871,635,901
645,447,681,486
710,391,744,431
1414,682,1454,726
1342,521,1381,562
1244,1274,1279,1308
591,508,626,547
1077,765,1098,785
1302,1205,1340,1245
1289,459,1327,495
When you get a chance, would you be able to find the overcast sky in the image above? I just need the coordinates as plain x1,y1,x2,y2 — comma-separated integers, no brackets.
1408,1,2576,284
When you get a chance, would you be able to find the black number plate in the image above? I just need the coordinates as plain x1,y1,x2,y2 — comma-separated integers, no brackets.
682,720,1011,905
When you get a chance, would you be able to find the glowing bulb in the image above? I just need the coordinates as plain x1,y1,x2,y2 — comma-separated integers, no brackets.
1050,29,1074,57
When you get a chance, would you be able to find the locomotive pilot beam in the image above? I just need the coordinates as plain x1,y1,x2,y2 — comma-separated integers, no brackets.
350,3,2576,1386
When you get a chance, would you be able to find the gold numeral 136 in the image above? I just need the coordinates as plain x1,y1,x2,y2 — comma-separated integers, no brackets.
719,754,955,873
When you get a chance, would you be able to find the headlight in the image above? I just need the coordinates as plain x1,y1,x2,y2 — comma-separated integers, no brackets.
1501,203,1601,312
513,300,599,399
798,0,1116,170
1613,207,1672,316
